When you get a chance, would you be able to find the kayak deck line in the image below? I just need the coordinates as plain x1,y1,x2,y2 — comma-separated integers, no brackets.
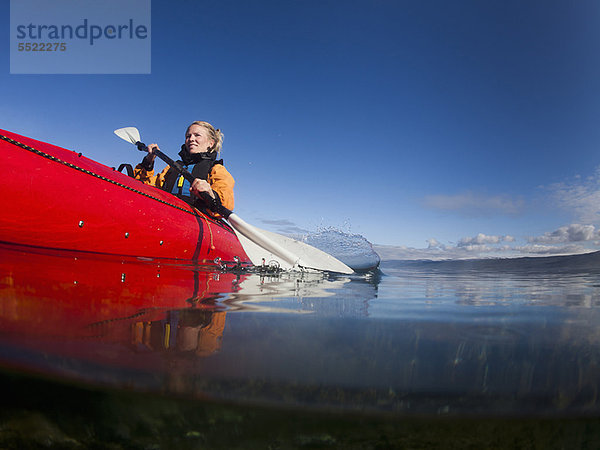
0,132,212,220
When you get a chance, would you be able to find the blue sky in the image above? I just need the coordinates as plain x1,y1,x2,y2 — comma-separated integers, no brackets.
3,0,600,259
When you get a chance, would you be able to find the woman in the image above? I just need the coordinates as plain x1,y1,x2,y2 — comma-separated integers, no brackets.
134,121,234,214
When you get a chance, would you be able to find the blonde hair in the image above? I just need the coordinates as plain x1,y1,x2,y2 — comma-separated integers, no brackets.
186,121,224,154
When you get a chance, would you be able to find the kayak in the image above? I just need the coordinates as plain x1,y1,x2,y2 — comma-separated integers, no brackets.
0,129,251,266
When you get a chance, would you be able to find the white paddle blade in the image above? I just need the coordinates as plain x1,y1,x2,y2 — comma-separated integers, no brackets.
228,213,354,274
228,213,300,268
234,232,295,271
114,127,141,145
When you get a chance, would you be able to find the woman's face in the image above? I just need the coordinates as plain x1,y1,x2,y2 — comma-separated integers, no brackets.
185,124,214,154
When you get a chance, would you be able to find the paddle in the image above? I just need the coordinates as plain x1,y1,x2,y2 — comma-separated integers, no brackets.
114,127,354,274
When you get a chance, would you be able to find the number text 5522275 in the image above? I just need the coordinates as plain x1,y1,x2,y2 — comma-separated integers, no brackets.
17,42,67,51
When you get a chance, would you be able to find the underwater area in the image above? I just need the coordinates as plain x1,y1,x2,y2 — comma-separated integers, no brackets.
2,242,600,448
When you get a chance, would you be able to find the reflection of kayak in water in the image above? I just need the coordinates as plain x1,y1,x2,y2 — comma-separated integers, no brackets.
0,242,247,376
0,129,251,266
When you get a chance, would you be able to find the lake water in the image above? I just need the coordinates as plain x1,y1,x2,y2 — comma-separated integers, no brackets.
2,242,600,447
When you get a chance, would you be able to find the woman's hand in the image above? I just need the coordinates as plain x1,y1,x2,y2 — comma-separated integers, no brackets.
190,178,215,200
146,143,159,160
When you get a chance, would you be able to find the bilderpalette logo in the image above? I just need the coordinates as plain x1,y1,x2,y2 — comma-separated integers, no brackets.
10,0,151,74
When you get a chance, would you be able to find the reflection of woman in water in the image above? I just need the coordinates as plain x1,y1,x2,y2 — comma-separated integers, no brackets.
176,309,227,357
132,309,227,357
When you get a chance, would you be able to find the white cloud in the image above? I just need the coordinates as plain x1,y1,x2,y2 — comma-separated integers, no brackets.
259,218,309,235
514,243,588,255
457,233,515,247
373,241,591,261
426,238,446,249
373,226,596,261
528,224,599,244
373,243,517,261
546,168,600,223
423,191,524,217
373,233,518,260
392,167,600,261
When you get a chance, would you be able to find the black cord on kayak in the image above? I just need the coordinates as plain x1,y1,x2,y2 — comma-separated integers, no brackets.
213,256,282,275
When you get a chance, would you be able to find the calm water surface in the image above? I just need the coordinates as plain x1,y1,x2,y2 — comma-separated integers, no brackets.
2,243,600,447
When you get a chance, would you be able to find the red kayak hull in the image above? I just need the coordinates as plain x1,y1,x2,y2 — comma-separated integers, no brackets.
0,129,250,265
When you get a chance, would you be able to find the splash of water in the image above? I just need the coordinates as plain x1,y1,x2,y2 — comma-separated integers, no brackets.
303,227,381,271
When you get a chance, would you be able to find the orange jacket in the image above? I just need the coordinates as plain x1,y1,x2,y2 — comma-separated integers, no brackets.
134,163,235,212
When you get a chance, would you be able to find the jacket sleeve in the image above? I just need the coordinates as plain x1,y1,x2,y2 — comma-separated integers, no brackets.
133,163,170,189
208,164,235,211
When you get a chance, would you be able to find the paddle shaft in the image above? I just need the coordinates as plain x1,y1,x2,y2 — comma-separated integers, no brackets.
136,141,232,219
